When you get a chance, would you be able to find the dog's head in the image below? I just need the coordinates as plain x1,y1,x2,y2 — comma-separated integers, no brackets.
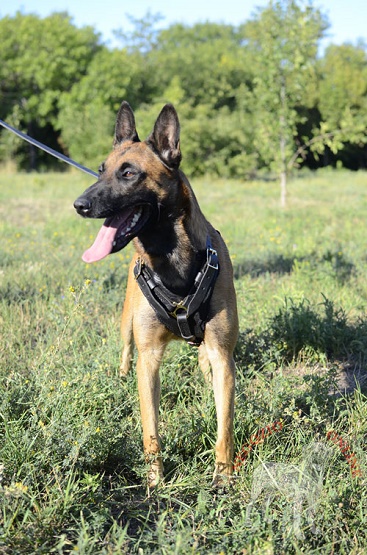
74,101,182,263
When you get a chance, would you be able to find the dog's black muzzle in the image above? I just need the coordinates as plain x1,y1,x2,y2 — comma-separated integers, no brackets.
73,180,108,218
74,195,92,216
74,179,158,218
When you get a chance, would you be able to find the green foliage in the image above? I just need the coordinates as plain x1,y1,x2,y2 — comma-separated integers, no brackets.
114,10,165,53
152,22,250,108
319,43,367,129
0,12,100,124
57,101,114,171
0,11,101,168
305,43,367,165
255,296,367,364
1,4,367,183
238,1,328,203
242,0,326,162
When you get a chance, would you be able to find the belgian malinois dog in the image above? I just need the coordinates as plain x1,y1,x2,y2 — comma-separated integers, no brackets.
74,101,238,487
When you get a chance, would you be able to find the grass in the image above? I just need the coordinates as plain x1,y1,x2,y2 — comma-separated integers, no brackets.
0,168,367,553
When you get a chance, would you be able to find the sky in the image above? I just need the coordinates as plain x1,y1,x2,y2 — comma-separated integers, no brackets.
2,0,367,50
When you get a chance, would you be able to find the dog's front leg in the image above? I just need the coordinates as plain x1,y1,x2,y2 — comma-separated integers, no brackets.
198,343,212,383
120,261,136,376
205,343,236,486
136,346,166,488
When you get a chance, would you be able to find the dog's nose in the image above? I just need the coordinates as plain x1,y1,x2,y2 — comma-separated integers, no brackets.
74,196,92,215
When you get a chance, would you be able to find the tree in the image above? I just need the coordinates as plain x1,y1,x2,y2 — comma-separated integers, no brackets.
1,9,367,177
0,12,100,169
152,22,250,108
140,22,256,177
56,45,157,170
113,11,164,53
310,43,367,168
241,0,327,206
57,101,114,171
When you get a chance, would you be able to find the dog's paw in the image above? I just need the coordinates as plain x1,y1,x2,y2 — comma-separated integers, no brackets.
212,462,234,489
119,366,129,377
147,461,164,490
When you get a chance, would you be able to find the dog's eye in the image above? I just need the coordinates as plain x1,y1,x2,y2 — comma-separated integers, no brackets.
120,168,135,178
98,163,105,175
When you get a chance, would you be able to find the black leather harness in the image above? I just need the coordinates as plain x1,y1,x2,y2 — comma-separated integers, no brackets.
133,236,219,346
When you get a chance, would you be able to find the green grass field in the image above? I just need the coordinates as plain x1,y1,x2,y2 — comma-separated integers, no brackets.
0,169,366,553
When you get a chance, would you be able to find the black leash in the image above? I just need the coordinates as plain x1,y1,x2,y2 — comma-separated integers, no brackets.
134,235,220,346
0,119,98,178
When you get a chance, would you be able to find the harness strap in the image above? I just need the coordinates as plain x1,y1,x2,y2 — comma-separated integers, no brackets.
133,235,219,345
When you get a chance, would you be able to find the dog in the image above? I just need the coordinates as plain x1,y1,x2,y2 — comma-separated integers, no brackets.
74,101,238,487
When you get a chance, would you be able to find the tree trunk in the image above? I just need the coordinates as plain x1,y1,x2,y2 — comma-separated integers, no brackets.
279,75,287,208
280,170,287,208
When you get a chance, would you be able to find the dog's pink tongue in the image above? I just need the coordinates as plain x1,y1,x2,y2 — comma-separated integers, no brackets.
82,220,118,263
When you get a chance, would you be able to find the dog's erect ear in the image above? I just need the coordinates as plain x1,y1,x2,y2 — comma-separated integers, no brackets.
147,104,182,169
114,101,140,146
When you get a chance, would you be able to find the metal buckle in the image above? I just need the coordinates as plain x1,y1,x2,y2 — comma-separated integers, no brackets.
170,301,188,318
207,247,219,270
135,257,143,279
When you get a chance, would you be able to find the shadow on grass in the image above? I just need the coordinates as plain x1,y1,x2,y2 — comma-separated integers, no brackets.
234,249,356,283
0,282,43,304
235,296,367,393
234,253,295,278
